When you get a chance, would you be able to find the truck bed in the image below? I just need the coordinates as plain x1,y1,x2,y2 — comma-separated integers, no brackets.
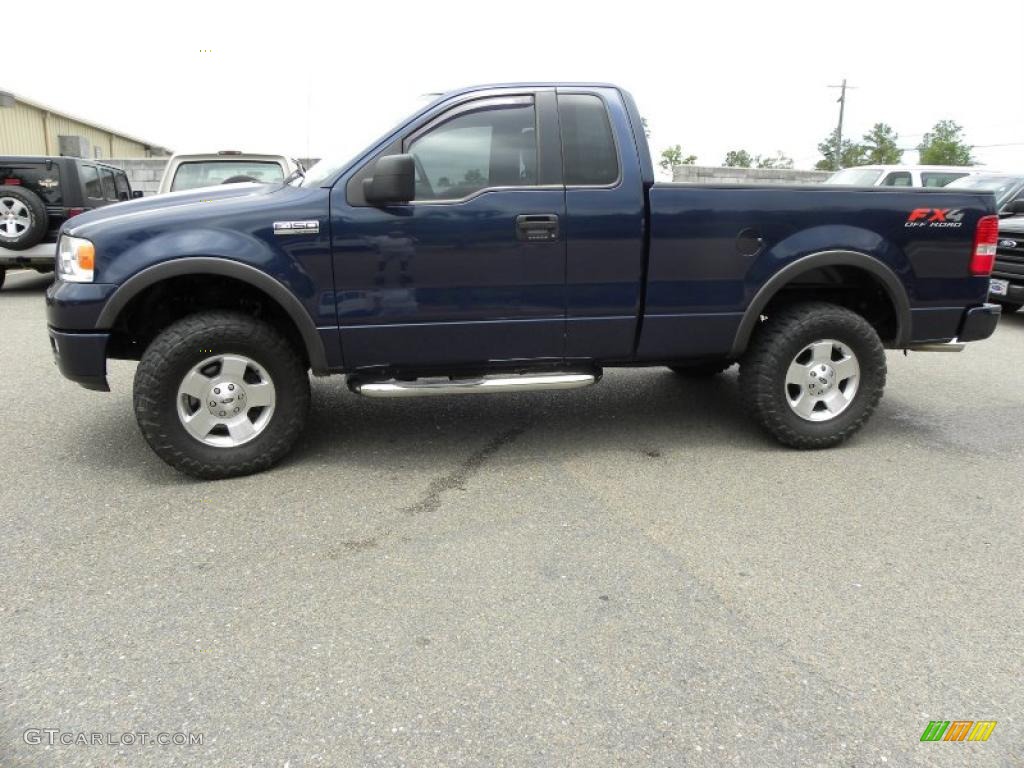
637,183,995,360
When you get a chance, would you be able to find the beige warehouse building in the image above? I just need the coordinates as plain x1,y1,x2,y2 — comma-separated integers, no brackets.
0,91,170,159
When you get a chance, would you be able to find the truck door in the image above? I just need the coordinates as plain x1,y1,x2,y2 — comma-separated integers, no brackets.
331,91,566,370
557,89,647,362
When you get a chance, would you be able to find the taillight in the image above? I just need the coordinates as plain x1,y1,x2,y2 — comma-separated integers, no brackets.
65,208,85,218
971,215,999,276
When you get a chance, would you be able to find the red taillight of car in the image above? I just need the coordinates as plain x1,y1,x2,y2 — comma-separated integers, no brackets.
970,215,999,276
3,178,20,185
65,208,85,218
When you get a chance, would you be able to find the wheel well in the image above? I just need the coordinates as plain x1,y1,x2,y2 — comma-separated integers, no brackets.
107,274,309,366
760,265,900,344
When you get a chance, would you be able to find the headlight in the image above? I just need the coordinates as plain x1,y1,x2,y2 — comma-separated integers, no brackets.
57,235,95,283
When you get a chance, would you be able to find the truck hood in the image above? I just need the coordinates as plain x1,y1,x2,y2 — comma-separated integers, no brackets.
65,182,275,235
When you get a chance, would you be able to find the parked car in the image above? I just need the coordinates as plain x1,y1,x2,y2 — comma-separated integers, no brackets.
0,156,138,289
46,82,1000,478
989,216,1024,313
944,173,1024,216
825,165,986,188
156,152,297,194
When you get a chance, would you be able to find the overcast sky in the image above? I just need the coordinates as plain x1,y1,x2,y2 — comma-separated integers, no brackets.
10,0,1024,173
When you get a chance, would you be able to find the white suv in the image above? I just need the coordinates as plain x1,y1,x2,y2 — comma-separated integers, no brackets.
157,152,297,194
825,165,990,189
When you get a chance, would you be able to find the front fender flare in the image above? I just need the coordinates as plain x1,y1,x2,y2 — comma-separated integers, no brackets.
728,249,912,358
95,257,329,373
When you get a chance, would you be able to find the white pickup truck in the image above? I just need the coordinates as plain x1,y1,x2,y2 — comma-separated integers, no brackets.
156,152,298,194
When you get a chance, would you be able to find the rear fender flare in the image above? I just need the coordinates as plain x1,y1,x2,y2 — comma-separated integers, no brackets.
729,249,911,358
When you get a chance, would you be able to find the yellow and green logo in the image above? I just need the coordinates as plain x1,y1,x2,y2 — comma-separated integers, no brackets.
920,720,997,742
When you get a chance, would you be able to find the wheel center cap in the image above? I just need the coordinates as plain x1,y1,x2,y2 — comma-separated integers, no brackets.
807,363,836,395
205,380,247,417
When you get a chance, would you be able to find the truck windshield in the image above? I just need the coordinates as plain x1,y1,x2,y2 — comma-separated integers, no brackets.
171,161,284,191
945,174,1024,207
825,168,883,186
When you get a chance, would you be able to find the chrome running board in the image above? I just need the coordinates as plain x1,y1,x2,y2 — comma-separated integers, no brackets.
349,372,599,398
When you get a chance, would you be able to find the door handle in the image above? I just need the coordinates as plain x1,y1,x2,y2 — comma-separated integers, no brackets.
515,214,559,242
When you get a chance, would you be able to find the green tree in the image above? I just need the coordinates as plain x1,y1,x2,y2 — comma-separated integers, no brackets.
724,149,753,168
917,120,975,165
755,151,794,169
861,123,903,164
815,129,865,170
659,144,697,173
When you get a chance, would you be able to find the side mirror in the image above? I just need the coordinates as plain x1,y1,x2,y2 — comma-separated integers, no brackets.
131,190,144,199
1003,198,1024,215
363,154,415,205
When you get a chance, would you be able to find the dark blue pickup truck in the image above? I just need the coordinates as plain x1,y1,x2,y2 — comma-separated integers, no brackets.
46,82,1002,478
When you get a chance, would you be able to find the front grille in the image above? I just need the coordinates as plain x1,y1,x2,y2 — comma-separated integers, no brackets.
994,233,1024,278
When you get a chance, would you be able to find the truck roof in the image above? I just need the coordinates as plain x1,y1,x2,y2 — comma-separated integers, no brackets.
0,155,126,171
439,82,621,99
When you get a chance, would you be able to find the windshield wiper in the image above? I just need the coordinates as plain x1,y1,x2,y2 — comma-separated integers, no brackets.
282,166,305,186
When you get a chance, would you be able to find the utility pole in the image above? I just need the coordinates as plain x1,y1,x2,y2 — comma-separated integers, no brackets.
827,79,856,170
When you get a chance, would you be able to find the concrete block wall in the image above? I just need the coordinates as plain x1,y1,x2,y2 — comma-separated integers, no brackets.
672,165,831,185
102,158,170,196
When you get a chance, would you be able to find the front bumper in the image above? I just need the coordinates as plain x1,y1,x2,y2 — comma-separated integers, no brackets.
48,328,110,391
958,302,1001,343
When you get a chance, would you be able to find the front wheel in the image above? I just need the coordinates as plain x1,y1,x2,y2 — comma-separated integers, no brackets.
740,302,886,449
133,311,310,479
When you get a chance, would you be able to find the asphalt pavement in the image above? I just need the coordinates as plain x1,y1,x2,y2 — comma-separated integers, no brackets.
1,268,1021,767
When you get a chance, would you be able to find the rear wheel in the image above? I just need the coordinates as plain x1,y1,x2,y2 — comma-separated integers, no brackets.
740,302,886,449
0,267,5,290
0,186,48,250
133,311,310,479
668,359,734,377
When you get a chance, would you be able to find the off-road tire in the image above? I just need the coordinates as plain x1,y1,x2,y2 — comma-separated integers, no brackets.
0,185,48,250
133,311,310,479
740,302,886,449
668,359,734,377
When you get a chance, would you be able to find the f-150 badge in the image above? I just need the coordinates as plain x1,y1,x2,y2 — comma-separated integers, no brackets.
273,220,319,235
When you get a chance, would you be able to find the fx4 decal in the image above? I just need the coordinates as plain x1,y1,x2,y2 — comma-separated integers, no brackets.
905,208,964,228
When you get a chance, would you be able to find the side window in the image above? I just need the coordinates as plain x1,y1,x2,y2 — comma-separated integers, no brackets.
100,169,117,200
113,171,131,201
407,98,537,201
880,171,911,187
921,172,967,188
557,94,619,186
81,165,103,200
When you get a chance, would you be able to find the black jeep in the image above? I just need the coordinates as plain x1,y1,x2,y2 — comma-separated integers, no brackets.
0,156,139,289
